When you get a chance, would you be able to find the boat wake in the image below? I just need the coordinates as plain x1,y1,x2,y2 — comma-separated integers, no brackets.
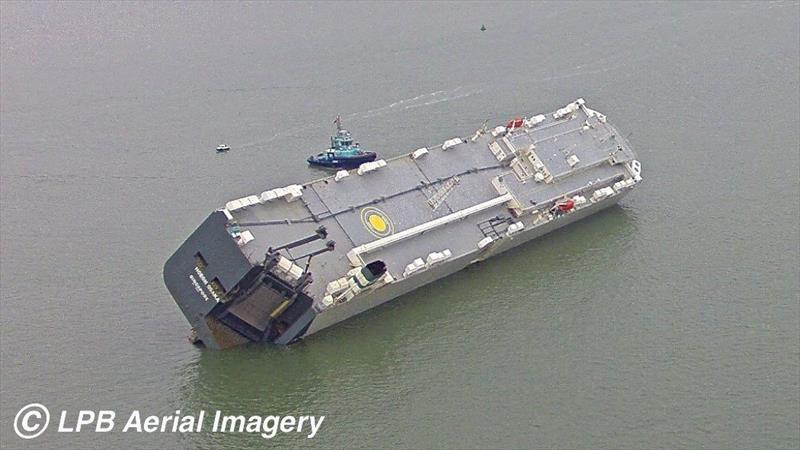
238,86,483,152
352,86,483,119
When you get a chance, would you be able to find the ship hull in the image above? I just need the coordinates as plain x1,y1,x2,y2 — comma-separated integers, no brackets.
307,152,377,169
302,191,627,338
163,99,641,349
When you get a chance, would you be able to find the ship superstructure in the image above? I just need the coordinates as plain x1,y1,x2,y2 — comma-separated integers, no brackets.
163,99,642,349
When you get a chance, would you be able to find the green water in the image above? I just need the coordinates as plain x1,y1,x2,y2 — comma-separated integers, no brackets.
1,2,798,448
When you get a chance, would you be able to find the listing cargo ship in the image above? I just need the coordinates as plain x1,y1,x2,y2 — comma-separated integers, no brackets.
163,98,642,349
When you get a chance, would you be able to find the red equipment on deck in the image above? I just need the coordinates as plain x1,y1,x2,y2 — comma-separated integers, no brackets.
506,117,524,129
556,199,575,212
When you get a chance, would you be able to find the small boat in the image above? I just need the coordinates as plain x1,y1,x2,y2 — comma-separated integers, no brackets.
307,116,377,169
216,144,231,152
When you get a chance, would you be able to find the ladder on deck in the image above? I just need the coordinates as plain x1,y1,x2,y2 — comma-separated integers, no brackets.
426,176,460,211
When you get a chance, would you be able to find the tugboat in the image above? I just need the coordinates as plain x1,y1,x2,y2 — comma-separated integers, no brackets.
216,144,231,153
307,116,377,169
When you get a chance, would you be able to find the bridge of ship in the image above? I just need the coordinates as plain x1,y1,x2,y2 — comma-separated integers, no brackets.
225,100,636,301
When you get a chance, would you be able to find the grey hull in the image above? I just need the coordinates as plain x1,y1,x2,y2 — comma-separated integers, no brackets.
304,191,627,337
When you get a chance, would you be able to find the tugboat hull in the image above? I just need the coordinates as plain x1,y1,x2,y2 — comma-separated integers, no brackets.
307,152,377,169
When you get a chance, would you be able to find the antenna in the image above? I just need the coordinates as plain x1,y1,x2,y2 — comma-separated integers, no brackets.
334,115,342,131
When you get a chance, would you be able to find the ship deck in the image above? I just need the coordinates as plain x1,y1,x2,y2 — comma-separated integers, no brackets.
224,100,637,301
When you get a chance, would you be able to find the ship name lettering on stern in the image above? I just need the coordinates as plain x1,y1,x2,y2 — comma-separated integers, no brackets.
194,266,209,285
189,274,210,302
194,267,222,302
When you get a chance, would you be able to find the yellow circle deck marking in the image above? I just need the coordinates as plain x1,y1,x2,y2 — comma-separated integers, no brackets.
368,214,387,232
360,207,394,238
